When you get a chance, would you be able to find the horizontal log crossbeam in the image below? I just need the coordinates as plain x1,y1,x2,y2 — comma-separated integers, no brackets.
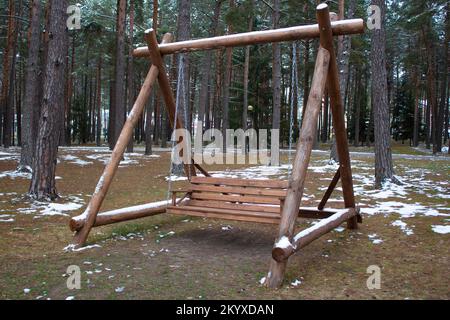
133,19,364,57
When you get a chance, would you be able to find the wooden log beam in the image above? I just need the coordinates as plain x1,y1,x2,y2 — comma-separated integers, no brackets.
133,19,364,57
318,168,340,210
272,208,359,262
317,4,359,229
69,203,169,232
265,46,331,288
70,35,173,248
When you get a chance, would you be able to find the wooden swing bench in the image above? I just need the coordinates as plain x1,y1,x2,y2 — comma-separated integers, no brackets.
68,3,365,289
167,176,348,224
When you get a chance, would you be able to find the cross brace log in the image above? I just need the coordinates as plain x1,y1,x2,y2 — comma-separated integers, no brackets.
272,208,359,262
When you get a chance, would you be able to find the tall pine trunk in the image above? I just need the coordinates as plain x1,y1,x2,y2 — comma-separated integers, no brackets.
29,0,68,200
1,0,17,148
112,0,127,149
198,0,223,133
271,0,281,136
126,0,135,153
371,0,397,188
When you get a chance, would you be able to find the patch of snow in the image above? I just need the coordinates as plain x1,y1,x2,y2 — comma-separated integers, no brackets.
0,170,32,180
39,202,83,217
431,225,450,234
391,220,414,236
165,175,188,182
23,288,31,294
0,214,14,223
291,279,302,287
362,201,445,218
259,277,266,285
368,234,383,244
64,244,102,252
65,296,75,300
115,287,125,293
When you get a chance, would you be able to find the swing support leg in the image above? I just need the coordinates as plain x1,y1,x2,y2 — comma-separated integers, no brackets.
71,34,173,248
317,4,358,229
265,46,331,288
265,4,360,288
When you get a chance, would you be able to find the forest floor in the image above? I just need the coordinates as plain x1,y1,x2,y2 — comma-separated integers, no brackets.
0,143,448,300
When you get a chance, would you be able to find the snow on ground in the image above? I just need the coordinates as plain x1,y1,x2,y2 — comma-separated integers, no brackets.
15,195,85,220
368,234,383,244
202,157,449,238
391,220,414,236
431,225,450,234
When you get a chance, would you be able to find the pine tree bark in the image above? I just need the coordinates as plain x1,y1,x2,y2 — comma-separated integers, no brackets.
412,65,420,147
437,3,449,152
127,0,135,153
29,0,68,200
96,57,102,147
198,1,223,133
371,0,396,188
112,0,127,149
242,1,253,130
1,0,18,148
176,0,191,129
222,0,234,151
271,0,281,135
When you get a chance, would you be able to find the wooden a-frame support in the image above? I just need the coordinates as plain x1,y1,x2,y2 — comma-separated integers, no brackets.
70,3,363,288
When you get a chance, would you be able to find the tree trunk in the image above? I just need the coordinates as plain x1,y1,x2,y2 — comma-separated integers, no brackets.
96,57,102,146
271,0,281,143
330,0,355,161
127,0,135,153
113,0,127,149
176,0,191,129
1,0,18,148
422,23,439,154
371,0,396,188
412,66,420,147
242,1,254,130
29,0,68,200
437,3,449,152
198,1,223,134
221,0,234,152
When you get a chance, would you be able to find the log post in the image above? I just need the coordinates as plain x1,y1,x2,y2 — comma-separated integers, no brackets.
265,47,331,288
272,208,359,262
70,35,173,248
317,4,359,229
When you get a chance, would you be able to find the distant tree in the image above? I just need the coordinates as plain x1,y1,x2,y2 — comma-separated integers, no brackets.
0,0,18,148
19,0,42,171
29,0,68,200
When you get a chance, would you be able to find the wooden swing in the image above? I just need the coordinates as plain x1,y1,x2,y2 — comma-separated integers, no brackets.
69,4,364,288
